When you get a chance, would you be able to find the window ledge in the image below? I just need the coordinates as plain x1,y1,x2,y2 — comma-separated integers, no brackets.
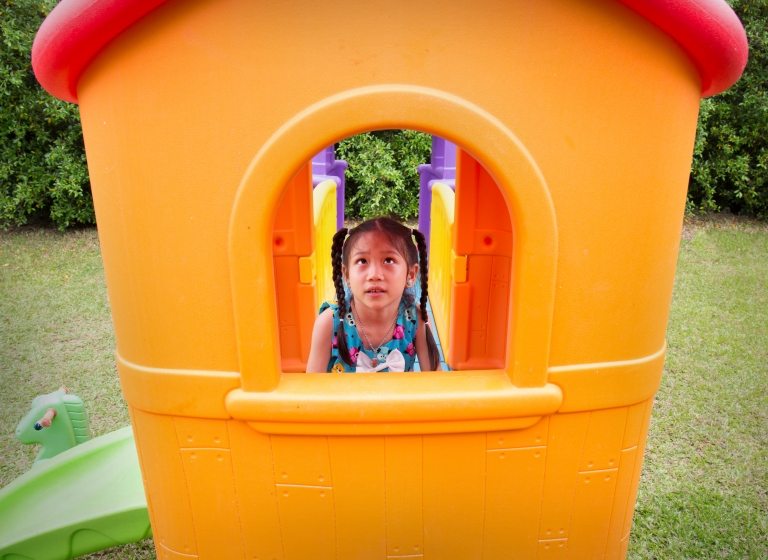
226,371,562,435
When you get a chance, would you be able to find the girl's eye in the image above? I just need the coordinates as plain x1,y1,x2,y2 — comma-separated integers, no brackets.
384,257,396,264
355,258,367,265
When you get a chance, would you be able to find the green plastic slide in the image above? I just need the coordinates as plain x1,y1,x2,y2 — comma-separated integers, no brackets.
0,426,150,560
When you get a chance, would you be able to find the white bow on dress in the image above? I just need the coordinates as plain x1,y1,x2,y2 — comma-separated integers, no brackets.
355,349,406,372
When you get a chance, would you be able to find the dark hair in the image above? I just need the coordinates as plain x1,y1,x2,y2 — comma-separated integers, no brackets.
331,217,440,370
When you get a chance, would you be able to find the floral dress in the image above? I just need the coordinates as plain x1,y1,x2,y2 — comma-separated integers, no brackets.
320,298,419,372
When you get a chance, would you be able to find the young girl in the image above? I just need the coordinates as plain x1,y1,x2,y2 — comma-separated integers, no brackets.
306,217,441,372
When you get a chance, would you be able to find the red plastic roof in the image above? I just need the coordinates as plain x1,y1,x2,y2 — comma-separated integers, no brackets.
33,0,748,103
32,0,167,103
618,0,748,96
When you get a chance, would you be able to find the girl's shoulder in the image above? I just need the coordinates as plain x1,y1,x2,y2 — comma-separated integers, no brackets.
319,301,338,315
319,301,352,330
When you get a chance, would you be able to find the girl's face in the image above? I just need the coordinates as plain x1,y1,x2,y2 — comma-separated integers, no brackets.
343,231,418,313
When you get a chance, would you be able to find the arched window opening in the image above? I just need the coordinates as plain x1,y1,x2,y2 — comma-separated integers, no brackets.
272,131,514,374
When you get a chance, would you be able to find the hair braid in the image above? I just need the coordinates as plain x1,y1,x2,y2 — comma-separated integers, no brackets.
411,230,430,322
331,228,353,365
412,229,440,370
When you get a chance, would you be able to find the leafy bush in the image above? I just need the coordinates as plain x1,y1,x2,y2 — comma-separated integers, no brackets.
0,0,93,230
688,0,768,218
337,130,431,220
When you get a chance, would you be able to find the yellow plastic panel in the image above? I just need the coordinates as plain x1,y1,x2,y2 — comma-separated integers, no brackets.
619,400,654,554
298,255,313,284
579,407,628,472
228,421,283,560
173,417,229,449
277,486,335,560
312,179,338,306
271,436,335,559
567,470,619,558
623,400,652,449
271,435,332,486
538,412,591,543
453,253,467,283
606,446,640,559
131,410,197,557
328,437,387,559
180,448,242,559
483,445,547,556
385,437,424,558
427,181,455,360
422,434,486,557
538,537,569,558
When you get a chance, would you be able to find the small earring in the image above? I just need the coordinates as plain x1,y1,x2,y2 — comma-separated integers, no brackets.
406,280,413,288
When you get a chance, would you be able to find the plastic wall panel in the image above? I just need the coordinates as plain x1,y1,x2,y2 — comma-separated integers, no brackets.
312,180,338,307
427,182,455,361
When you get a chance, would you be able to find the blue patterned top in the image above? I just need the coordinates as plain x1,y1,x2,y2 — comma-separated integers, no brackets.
320,298,419,372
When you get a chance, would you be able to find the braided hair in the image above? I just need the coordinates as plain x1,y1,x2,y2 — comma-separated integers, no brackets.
330,217,440,370
330,227,352,365
411,228,441,370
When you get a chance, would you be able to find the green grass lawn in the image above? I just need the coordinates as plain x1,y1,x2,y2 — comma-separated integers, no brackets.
628,217,767,559
0,228,154,559
1,218,766,559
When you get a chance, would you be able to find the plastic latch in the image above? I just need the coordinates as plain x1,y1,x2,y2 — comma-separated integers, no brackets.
453,252,467,283
299,256,314,284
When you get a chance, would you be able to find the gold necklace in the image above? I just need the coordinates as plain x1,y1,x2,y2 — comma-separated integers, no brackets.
353,301,398,366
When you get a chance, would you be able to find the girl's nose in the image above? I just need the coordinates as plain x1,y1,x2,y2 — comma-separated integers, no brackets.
368,263,383,279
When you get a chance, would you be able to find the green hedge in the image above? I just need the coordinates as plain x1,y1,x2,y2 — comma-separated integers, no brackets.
1,0,93,230
688,0,768,218
336,130,431,220
1,0,765,229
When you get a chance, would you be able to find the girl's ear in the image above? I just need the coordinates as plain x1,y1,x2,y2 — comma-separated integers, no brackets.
407,264,419,287
342,264,349,283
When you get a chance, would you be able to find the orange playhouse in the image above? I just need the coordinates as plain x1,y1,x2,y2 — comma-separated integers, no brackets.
30,1,747,558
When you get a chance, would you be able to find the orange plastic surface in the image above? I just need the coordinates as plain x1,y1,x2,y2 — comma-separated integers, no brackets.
451,150,514,370
273,163,314,372
44,0,730,557
430,151,536,372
